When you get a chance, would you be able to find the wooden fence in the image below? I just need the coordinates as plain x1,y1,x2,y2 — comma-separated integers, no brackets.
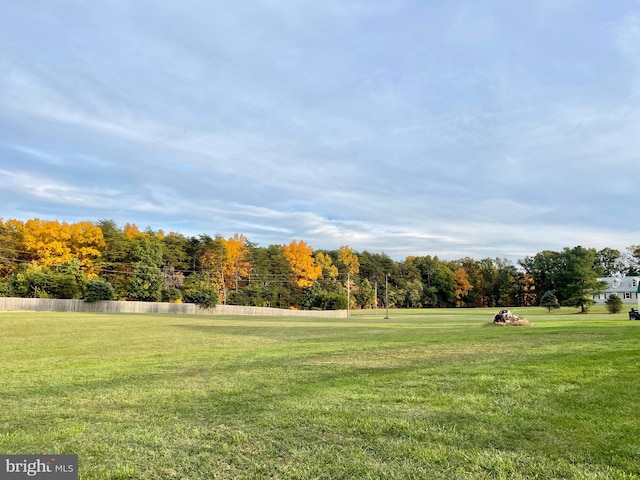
0,297,347,318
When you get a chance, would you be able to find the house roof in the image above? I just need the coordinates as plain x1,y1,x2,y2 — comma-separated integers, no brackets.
598,276,640,293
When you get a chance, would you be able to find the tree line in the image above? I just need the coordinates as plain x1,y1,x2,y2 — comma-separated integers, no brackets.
1,218,638,311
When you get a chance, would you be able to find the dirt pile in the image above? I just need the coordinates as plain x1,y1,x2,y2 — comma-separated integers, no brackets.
492,309,533,326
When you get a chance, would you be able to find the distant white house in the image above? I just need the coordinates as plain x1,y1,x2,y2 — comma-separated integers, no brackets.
593,276,640,304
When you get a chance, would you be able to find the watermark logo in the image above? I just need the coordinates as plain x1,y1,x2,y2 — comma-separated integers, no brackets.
1,455,77,479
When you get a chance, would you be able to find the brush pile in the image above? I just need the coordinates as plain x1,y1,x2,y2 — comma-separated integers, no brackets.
492,309,532,326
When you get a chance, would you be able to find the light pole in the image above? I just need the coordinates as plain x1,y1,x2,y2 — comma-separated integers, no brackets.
385,273,390,319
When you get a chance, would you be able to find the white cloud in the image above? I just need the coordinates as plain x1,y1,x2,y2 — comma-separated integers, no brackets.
0,169,121,208
7,144,64,166
1,2,639,261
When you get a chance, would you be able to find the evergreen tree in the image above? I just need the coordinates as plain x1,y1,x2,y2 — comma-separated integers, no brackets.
558,246,607,313
539,290,560,312
605,294,623,314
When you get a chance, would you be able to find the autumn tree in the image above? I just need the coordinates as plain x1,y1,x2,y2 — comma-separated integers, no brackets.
456,257,483,307
21,218,73,266
512,272,535,306
315,252,339,280
123,223,145,239
454,267,472,307
68,221,106,276
282,240,321,288
307,250,349,308
338,245,359,276
223,234,251,292
18,219,105,276
336,246,359,309
299,250,348,310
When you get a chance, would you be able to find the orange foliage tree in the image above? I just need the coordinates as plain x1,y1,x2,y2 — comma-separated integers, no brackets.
517,272,537,306
282,240,321,288
454,267,473,307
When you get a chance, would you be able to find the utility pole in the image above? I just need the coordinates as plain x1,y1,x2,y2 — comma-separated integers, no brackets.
347,271,350,318
385,273,390,319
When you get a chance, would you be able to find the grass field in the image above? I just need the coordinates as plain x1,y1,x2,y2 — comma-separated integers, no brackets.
1,306,639,479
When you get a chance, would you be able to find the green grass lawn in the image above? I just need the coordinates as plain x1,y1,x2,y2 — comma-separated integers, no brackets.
1,306,639,479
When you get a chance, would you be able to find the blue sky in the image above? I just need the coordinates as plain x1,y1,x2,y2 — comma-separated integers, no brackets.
1,0,639,260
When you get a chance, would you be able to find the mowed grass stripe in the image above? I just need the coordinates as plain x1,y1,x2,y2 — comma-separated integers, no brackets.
1,307,638,479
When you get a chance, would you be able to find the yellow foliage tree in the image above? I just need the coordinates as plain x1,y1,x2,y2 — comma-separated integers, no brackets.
315,252,338,279
123,223,145,239
338,245,359,276
223,234,251,291
282,240,321,288
16,219,105,276
338,245,359,309
22,218,73,266
69,221,106,276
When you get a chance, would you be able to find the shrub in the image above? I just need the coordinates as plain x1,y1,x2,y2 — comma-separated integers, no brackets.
311,292,348,310
0,281,12,297
10,264,86,299
161,287,182,303
184,287,218,309
605,294,623,314
85,280,115,302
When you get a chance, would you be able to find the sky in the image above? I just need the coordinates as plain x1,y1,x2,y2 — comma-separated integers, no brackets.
1,1,640,261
